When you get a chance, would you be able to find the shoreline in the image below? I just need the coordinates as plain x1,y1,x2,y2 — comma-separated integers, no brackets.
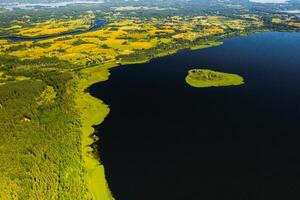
75,62,118,200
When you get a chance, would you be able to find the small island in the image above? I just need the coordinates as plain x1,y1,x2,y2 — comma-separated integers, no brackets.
185,69,244,88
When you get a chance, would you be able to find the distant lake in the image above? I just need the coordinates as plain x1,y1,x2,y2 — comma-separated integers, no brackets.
282,10,300,14
250,0,288,3
89,32,300,200
1,0,103,10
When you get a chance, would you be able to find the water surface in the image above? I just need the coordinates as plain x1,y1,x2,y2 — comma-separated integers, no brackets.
90,32,300,200
250,0,288,3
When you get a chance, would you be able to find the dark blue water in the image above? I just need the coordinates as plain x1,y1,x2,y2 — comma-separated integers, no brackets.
1,20,107,42
89,32,300,200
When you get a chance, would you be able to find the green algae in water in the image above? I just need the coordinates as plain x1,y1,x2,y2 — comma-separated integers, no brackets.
185,69,244,88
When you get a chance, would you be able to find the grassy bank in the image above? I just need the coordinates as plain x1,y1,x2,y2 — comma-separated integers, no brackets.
190,41,224,50
75,62,119,200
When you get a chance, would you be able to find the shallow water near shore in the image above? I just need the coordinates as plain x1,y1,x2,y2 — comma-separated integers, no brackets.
89,32,300,200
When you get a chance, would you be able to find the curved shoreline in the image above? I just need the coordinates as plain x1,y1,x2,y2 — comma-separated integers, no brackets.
75,62,117,200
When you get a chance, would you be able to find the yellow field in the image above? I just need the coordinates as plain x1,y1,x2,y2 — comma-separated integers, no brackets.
172,27,224,41
272,18,282,24
172,32,199,41
15,17,93,37
288,22,300,27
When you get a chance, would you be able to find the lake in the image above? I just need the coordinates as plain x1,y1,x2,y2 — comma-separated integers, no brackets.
89,32,300,200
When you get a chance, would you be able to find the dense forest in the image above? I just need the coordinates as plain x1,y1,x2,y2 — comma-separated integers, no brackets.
0,67,89,199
